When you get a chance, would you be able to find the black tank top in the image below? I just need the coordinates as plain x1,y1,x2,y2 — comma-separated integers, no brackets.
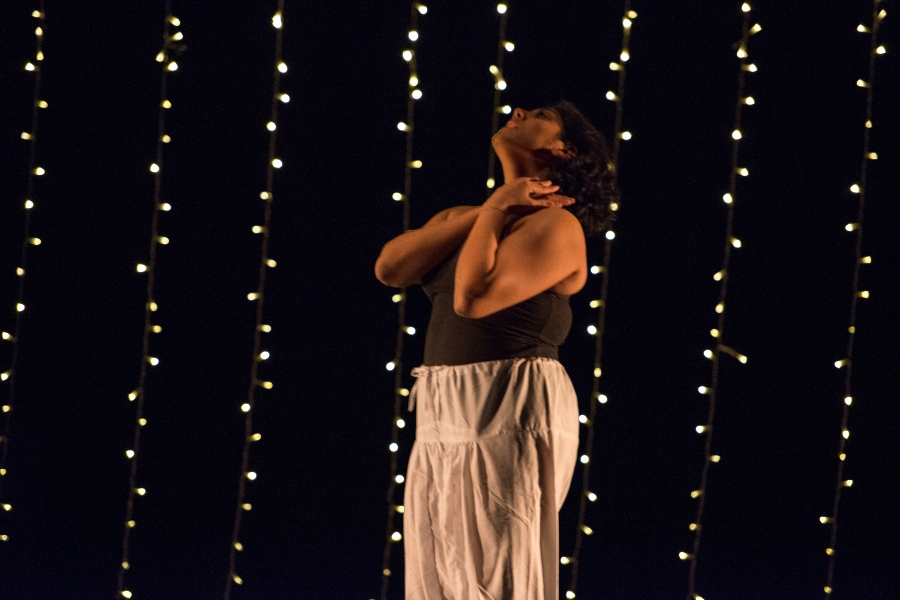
421,249,573,366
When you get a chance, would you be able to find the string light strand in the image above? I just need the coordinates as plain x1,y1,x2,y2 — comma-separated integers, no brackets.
684,5,758,599
564,3,635,598
116,3,183,596
223,2,286,597
486,2,512,193
822,2,885,597
0,2,47,544
379,5,426,598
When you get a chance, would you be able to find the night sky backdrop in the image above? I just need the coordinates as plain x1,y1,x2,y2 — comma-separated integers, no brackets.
1,1,899,599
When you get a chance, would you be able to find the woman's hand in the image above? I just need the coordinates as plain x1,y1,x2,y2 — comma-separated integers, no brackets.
482,177,575,215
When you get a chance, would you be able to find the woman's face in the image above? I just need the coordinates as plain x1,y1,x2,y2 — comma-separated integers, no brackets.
494,107,566,153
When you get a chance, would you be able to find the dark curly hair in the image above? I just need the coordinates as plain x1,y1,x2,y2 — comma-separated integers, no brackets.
547,100,619,237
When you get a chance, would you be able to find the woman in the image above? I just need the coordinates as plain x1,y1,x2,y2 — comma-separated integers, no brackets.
375,101,617,599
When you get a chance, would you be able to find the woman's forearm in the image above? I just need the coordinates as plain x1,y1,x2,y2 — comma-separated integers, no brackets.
454,207,506,309
375,207,480,287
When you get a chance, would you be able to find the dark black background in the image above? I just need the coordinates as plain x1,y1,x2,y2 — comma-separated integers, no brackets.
1,1,898,599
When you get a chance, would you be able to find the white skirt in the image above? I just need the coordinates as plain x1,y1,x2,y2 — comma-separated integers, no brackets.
404,357,580,600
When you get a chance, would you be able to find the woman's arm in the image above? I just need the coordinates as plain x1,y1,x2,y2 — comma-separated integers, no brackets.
454,178,586,318
375,205,480,288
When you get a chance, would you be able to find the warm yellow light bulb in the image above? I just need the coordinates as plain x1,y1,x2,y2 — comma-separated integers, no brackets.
497,3,507,13
37,100,48,108
411,160,423,168
560,556,571,565
691,490,702,498
586,325,597,335
504,41,515,51
16,303,25,312
486,178,496,189
150,163,160,173
679,551,691,560
750,23,762,34
136,264,148,273
715,302,725,313
395,474,405,483
609,62,622,71
242,503,252,510
272,158,283,168
167,62,178,71
844,396,853,406
241,403,251,413
267,259,276,267
279,93,290,103
25,62,36,72
580,455,589,464
411,89,422,99
732,129,742,140
743,96,755,105
246,471,257,480
266,121,276,132
402,50,413,62
857,24,869,32
858,290,869,298
272,13,283,28
606,91,618,101
741,2,751,12
737,47,747,58
417,4,428,15
876,45,886,55
587,492,597,501
598,394,608,403
698,386,710,394
593,367,601,378
850,183,860,194
408,30,418,41
620,131,631,140
738,167,749,176
409,75,419,87
856,79,870,88
731,237,742,248
278,62,288,73
261,381,273,389
842,429,850,440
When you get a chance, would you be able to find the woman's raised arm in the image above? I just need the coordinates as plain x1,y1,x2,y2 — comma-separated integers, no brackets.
375,205,480,288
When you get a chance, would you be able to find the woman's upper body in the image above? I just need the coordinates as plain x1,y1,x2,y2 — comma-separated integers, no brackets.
375,102,618,363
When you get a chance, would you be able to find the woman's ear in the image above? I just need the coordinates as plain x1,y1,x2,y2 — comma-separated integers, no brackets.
552,143,577,160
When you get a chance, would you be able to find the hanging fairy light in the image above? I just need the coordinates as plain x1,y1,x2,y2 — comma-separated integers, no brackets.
0,1,48,544
563,3,635,598
378,5,426,598
682,5,758,600
485,2,514,192
116,3,184,597
222,2,287,598
821,2,885,597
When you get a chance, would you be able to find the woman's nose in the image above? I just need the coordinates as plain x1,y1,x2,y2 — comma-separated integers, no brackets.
512,107,526,120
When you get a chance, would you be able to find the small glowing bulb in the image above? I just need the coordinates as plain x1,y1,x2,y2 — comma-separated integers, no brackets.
259,351,270,360
713,270,726,281
487,178,496,189
606,230,616,240
857,79,870,88
0,371,10,381
842,429,850,440
397,122,409,132
587,492,597,501
581,525,593,535
25,62,35,71
590,265,601,275
497,3,507,14
417,4,428,15
126,450,135,458
736,47,747,58
598,394,608,403
35,26,43,36
386,361,396,372
750,23,762,34
266,259,277,268
241,403,251,413
136,488,146,496
560,556,571,565
160,203,172,211
272,159,283,169
128,390,139,401
136,264,148,273
620,131,631,140
167,62,178,72
156,51,166,63
501,105,511,114
34,167,45,175
876,45,886,55
850,183,860,194
16,303,25,312
710,455,721,462
866,152,878,160
399,388,410,397
278,62,288,73
21,132,32,140
402,50,413,62
504,41,515,51
28,237,41,245
391,531,402,541
589,300,602,308
411,160,423,168
162,100,172,109
743,96,755,105
696,425,707,434
122,592,133,599
497,80,507,90
232,575,243,585
127,519,136,528
606,91,618,101
261,381,273,389
279,93,290,103
157,236,169,245
397,418,406,428
741,2,751,12
579,415,588,424
845,222,859,231
623,17,632,28
266,121,277,132
731,237,742,248
242,503,252,510
392,293,402,303
722,193,733,204
395,474,405,484
860,256,872,264
679,552,691,560
732,129,742,140
37,100,48,108
405,326,416,335
858,290,870,298
389,443,399,452
690,490,702,498
857,24,869,32
150,163,160,173
620,50,630,61
409,75,419,87
580,455,589,464
738,168,749,176
408,30,419,41
272,13,283,28
252,226,265,233
716,302,725,313
698,386,710,394
168,16,181,26
246,472,257,480
843,479,853,487
593,368,602,378
411,89,422,99
609,62,622,71
587,325,597,335
148,357,159,366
